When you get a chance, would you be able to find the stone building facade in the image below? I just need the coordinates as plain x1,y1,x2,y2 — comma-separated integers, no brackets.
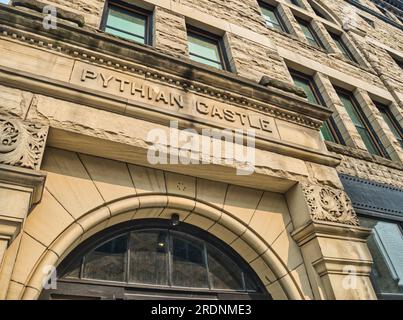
0,0,401,300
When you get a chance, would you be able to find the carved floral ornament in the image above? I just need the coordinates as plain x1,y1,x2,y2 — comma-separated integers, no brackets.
0,114,48,170
302,184,360,226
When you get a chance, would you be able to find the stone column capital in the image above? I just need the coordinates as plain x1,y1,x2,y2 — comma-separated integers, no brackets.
301,183,360,226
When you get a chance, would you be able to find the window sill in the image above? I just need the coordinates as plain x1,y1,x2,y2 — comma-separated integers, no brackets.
329,52,376,74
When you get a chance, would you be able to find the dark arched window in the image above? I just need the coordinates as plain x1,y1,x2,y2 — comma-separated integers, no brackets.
41,220,270,300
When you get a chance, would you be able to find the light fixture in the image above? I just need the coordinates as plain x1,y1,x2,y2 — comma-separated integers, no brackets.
170,213,180,227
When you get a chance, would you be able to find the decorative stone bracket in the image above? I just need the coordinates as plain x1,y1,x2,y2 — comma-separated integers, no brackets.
0,113,48,170
0,114,48,284
301,183,359,226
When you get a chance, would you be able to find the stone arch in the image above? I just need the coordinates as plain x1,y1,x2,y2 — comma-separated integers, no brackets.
18,194,305,300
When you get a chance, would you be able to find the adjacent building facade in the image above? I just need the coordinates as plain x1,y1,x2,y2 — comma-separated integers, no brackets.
0,0,402,300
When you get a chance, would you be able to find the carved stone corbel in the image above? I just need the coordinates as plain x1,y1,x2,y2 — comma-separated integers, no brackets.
301,183,359,226
0,113,48,170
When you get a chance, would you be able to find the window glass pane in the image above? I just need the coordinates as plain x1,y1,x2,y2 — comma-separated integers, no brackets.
338,92,381,155
292,76,319,105
64,258,81,279
106,7,146,44
206,243,245,291
321,121,336,142
330,33,355,62
360,217,403,298
171,233,209,288
189,55,223,70
129,230,169,286
261,6,283,31
83,235,127,282
298,21,319,47
338,94,363,127
379,109,403,148
188,33,222,69
357,126,381,156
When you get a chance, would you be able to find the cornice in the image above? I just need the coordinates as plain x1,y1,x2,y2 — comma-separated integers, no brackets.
0,4,332,131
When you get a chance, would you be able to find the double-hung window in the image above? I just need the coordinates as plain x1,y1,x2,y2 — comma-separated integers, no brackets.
259,2,288,32
336,88,388,157
102,1,151,45
329,32,357,63
187,28,228,71
375,102,403,148
290,71,342,143
296,18,324,49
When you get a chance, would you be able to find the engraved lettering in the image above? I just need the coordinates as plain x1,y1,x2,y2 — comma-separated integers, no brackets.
100,73,114,88
115,78,130,92
235,112,247,125
156,91,169,104
131,81,147,97
211,106,224,119
171,94,184,109
248,115,261,130
81,69,97,82
196,101,209,115
260,119,273,132
223,109,236,122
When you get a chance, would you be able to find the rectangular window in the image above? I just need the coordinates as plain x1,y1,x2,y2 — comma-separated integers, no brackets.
290,71,342,144
329,32,357,63
336,88,388,157
375,102,403,148
259,3,288,32
187,28,228,70
296,18,324,49
102,1,151,45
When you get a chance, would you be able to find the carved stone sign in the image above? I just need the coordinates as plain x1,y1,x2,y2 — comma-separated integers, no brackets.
302,183,360,226
70,61,280,139
0,114,48,170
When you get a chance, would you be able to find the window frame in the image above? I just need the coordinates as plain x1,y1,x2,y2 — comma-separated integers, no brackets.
328,32,358,63
258,1,289,33
100,0,153,46
295,17,325,49
186,25,231,71
46,219,269,300
374,102,403,148
335,87,389,158
290,70,344,144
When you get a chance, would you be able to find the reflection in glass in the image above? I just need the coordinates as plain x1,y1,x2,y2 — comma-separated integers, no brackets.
206,243,244,290
360,217,403,298
188,32,223,70
129,230,169,285
105,6,146,44
83,235,127,282
171,234,209,288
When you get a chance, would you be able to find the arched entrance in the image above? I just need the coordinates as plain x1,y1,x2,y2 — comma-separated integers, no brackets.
39,219,271,300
